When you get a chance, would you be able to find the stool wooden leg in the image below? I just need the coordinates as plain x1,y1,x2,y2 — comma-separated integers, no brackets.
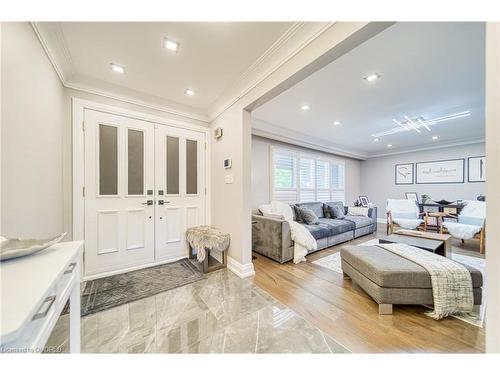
203,248,209,273
378,304,393,315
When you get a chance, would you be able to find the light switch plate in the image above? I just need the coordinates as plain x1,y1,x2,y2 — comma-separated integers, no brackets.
224,174,234,184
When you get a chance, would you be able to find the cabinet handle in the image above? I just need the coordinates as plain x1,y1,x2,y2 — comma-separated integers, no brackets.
64,262,77,274
32,296,56,320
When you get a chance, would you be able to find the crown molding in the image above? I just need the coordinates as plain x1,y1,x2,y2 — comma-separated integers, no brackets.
208,22,336,121
366,137,486,158
252,119,367,160
253,118,485,161
31,22,71,83
31,22,210,123
31,21,339,125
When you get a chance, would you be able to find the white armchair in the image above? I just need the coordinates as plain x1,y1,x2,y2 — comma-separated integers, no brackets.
441,200,486,254
386,199,427,235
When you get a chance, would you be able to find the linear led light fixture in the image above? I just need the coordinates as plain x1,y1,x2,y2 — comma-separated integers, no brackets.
417,118,431,131
393,118,409,131
372,110,471,138
404,115,421,133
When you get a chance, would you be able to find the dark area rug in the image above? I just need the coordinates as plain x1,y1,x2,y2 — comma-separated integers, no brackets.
64,258,205,317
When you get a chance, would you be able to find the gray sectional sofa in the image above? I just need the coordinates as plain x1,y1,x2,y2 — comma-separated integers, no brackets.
252,201,377,263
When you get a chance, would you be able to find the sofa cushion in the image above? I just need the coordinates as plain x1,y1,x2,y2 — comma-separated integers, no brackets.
296,202,325,219
344,215,373,229
340,245,483,288
324,201,345,218
318,218,354,235
302,223,334,240
298,207,320,225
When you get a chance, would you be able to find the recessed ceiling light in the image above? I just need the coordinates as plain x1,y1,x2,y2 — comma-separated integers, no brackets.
301,105,310,111
364,72,381,82
110,63,124,74
387,144,392,148
432,135,439,140
373,138,379,142
163,38,179,52
184,88,195,97
333,121,341,126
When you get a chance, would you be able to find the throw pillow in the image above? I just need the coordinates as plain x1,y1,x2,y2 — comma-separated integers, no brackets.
258,204,285,220
291,204,303,223
299,207,320,225
347,206,369,217
325,202,345,219
330,205,345,219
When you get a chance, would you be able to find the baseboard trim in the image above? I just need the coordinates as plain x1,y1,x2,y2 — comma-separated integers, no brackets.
227,256,255,278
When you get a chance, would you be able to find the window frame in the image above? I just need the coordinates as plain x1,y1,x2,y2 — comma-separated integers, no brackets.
269,146,346,204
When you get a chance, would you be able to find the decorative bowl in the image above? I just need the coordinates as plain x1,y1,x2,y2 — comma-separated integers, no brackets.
433,200,454,205
0,233,66,261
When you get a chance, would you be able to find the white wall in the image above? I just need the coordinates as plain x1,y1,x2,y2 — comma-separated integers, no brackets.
1,22,66,238
361,143,486,218
1,23,210,240
251,135,361,208
209,22,374,276
485,22,500,353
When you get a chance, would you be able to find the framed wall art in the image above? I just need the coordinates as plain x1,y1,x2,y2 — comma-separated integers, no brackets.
468,156,486,182
395,163,414,185
415,159,465,184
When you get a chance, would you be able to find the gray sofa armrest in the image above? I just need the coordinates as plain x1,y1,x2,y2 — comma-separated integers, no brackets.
368,207,378,231
252,214,293,263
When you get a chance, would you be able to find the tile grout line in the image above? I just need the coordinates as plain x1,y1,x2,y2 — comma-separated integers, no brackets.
254,309,260,353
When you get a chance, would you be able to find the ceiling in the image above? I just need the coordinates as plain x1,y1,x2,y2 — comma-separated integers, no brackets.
252,22,486,159
36,22,295,117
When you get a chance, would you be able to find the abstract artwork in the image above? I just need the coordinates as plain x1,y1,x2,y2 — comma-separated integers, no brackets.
468,156,486,182
395,163,414,185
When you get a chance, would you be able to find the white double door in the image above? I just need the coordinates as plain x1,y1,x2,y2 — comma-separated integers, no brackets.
84,109,205,277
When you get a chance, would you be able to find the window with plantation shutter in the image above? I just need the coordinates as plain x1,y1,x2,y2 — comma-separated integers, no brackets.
316,160,330,202
272,151,298,202
331,163,345,203
270,147,345,204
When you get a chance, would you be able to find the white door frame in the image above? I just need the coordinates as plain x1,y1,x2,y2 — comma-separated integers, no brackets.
72,98,211,276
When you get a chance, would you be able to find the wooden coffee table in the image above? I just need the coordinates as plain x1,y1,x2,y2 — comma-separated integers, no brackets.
392,229,452,257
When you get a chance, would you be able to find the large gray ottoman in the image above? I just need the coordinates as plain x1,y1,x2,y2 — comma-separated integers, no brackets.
340,245,483,315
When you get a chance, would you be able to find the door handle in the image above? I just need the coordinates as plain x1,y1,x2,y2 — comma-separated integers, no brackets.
142,200,154,206
158,200,170,205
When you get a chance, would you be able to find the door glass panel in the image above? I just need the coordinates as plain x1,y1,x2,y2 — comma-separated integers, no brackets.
127,129,144,195
186,139,198,194
166,136,179,194
99,124,118,195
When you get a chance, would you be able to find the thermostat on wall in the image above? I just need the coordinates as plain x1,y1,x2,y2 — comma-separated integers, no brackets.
224,159,232,169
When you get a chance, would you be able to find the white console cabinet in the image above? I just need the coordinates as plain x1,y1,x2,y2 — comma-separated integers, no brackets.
1,241,82,353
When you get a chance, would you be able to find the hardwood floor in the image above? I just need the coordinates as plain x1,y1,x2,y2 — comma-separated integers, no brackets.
251,224,485,353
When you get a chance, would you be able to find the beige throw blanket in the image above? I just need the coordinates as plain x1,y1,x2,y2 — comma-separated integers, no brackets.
377,243,473,320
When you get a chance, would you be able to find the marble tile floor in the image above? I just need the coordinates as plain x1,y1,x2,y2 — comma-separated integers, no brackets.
45,269,349,354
